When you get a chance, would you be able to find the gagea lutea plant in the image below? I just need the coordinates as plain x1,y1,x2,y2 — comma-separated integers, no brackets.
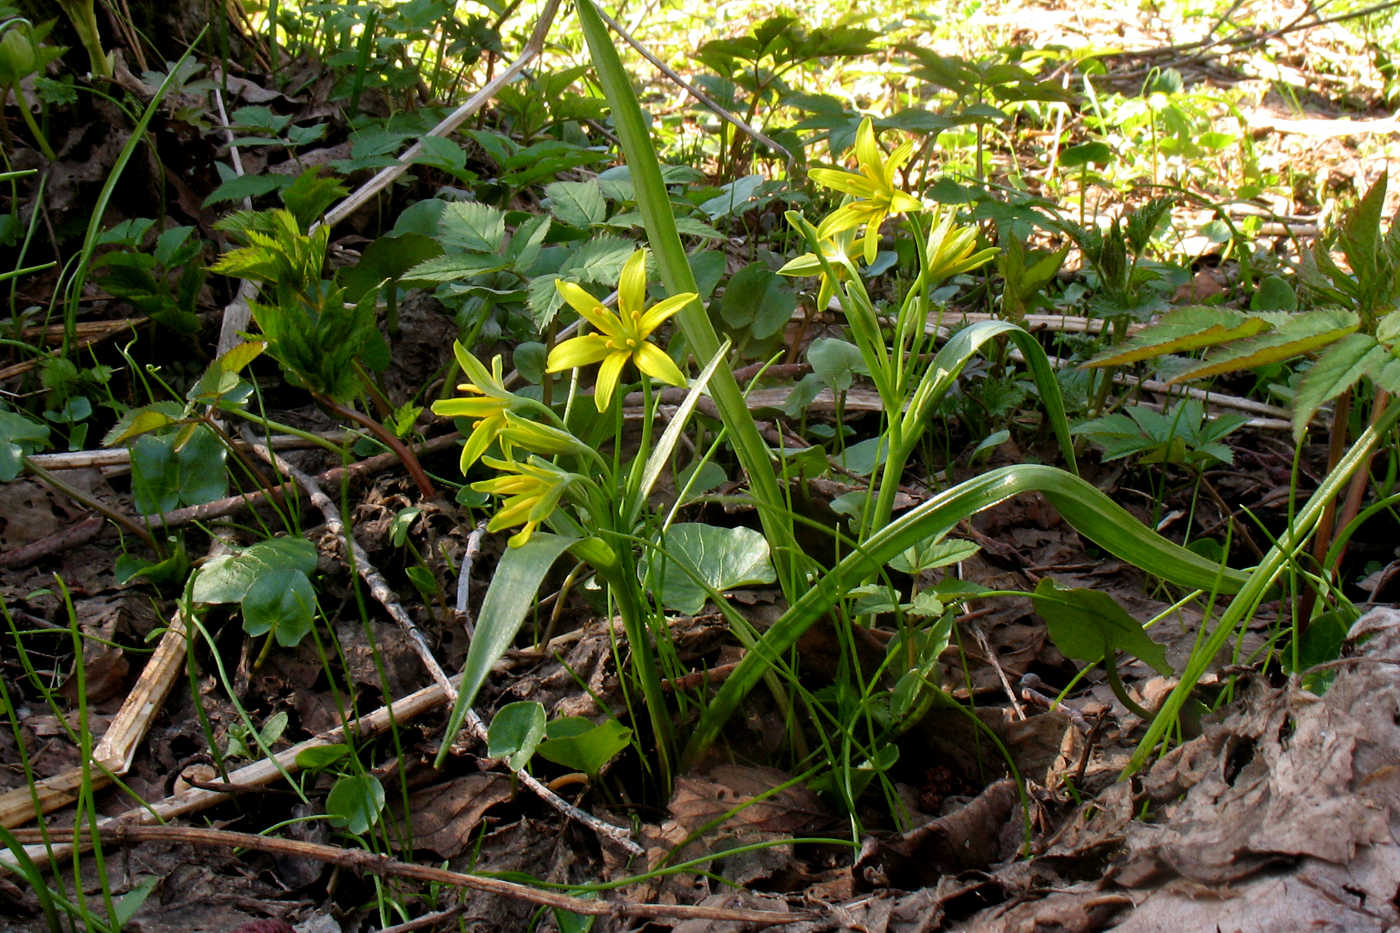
437,6,1261,810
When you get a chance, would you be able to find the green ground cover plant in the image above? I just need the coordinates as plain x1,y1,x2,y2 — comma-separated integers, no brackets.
4,0,1400,926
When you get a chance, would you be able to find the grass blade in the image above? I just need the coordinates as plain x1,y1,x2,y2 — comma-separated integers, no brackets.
685,463,1251,764
575,0,799,592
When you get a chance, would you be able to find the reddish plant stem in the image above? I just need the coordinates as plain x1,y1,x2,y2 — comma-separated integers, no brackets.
312,392,436,498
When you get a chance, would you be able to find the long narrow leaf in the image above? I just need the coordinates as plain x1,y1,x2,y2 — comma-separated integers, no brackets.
630,338,732,525
684,463,1249,764
434,532,577,767
1085,306,1271,369
909,321,1077,472
575,0,799,590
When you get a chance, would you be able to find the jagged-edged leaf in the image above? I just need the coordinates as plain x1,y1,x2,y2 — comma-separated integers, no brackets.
1292,332,1388,439
1371,355,1400,396
1086,307,1270,368
1338,171,1387,287
544,179,606,228
527,273,564,329
641,523,777,614
438,201,506,253
1170,309,1360,383
1032,578,1171,674
559,234,635,284
507,214,552,273
400,253,508,284
102,402,182,447
887,535,979,574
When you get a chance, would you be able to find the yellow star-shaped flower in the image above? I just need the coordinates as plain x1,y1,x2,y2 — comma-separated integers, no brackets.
471,455,572,548
810,118,923,264
431,342,514,473
546,249,695,412
777,226,866,310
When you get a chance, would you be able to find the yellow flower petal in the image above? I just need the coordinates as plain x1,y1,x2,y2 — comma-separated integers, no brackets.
634,342,686,386
555,281,622,337
638,291,693,335
546,334,610,372
617,249,648,317
593,351,627,411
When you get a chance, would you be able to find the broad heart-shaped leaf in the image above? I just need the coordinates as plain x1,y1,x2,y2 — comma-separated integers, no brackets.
544,179,606,228
1170,309,1360,383
719,263,796,340
0,410,50,481
1059,141,1113,168
535,717,631,777
437,201,506,253
192,536,319,604
487,701,547,772
241,567,316,646
435,533,578,768
1031,578,1171,675
808,337,867,395
640,523,777,615
129,425,228,515
1086,306,1270,368
1292,332,1389,439
325,772,385,835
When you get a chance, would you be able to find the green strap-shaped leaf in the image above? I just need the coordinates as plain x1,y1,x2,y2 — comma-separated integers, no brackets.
434,532,577,767
1170,309,1359,383
684,463,1249,765
1085,306,1271,368
576,0,799,593
910,320,1077,472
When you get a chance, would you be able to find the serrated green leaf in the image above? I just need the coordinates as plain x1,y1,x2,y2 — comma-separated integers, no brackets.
1032,578,1171,674
559,234,635,284
1170,309,1359,382
1086,307,1270,368
1292,332,1387,439
544,179,606,228
527,273,564,329
201,172,291,207
887,535,979,574
438,201,506,253
401,253,508,284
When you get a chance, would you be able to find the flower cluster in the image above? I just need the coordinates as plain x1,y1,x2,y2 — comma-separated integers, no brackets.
434,248,694,545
